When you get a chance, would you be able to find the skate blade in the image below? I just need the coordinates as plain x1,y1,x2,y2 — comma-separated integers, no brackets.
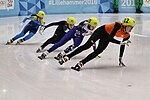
71,67,80,71
6,43,10,45
38,56,43,60
54,57,59,60
97,55,101,58
16,43,20,45
36,49,47,53
58,60,64,65
36,50,41,53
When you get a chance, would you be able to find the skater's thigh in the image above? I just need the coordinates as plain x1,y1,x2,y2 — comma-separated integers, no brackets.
73,37,84,47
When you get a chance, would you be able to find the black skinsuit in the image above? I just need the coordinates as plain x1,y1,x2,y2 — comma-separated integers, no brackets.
41,21,69,49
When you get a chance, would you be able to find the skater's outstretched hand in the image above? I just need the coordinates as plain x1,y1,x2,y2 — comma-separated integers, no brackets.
19,22,24,29
39,25,45,35
119,57,126,67
120,40,131,46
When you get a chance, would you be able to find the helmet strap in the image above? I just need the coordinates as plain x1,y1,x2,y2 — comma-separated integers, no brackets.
87,25,91,30
124,26,133,34
124,26,128,33
66,24,70,29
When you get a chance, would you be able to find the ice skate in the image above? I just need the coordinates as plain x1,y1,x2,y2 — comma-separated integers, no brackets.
54,52,64,61
36,47,43,53
38,51,49,60
58,56,69,65
71,62,83,71
39,26,45,35
119,57,126,67
6,39,13,45
16,39,24,45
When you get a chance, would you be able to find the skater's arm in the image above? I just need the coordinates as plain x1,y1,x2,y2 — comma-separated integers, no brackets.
44,21,66,29
110,38,121,44
109,22,121,39
22,15,36,23
59,26,77,40
119,36,130,58
41,19,45,26
78,20,88,27
107,22,122,44
79,20,95,36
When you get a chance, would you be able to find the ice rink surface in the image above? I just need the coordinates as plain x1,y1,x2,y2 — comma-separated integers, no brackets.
0,13,150,100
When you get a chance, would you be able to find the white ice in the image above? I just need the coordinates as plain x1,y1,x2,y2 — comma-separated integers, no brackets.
0,13,150,100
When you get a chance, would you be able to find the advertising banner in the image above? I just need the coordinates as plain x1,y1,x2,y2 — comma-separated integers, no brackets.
119,0,135,13
119,0,150,13
45,0,99,14
0,0,14,10
142,0,150,13
98,0,114,13
143,0,150,7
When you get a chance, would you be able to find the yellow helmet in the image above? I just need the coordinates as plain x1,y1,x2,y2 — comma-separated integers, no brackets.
67,17,76,25
122,17,135,27
36,11,45,18
88,17,99,27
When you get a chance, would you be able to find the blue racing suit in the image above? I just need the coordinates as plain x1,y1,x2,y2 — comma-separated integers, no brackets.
47,25,86,53
12,15,45,41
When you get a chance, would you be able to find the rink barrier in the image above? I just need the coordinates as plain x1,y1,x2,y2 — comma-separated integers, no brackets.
0,0,150,17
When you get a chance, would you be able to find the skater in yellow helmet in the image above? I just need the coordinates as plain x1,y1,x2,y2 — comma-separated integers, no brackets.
38,17,99,60
36,17,76,53
6,10,45,45
59,17,135,71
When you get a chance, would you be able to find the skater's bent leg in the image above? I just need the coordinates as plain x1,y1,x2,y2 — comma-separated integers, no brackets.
73,36,83,48
47,33,72,53
41,38,55,49
23,32,35,41
64,36,83,54
67,38,94,59
67,29,101,59
64,45,74,54
81,39,109,65
12,25,29,41
12,32,25,41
